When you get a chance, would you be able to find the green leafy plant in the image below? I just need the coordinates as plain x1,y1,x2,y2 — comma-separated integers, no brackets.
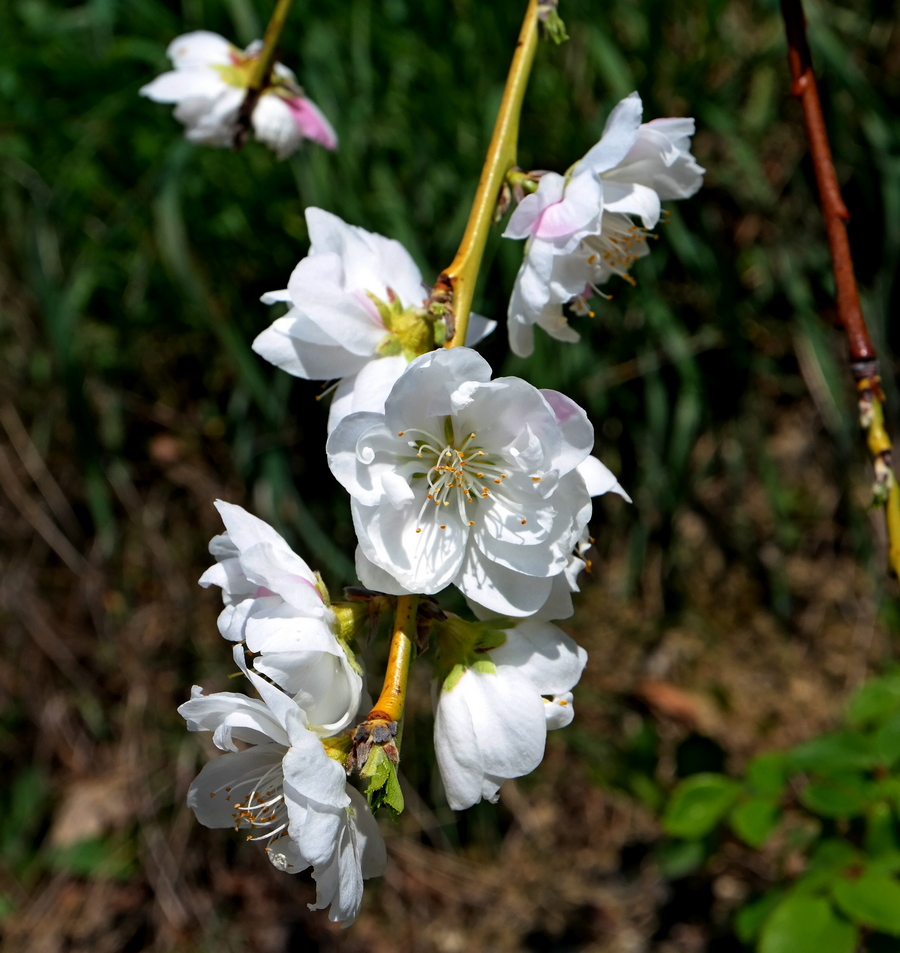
663,670,900,950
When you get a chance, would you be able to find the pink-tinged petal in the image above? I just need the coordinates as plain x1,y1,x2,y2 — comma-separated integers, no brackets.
502,173,567,239
252,95,303,160
601,180,661,229
285,96,338,150
532,172,602,244
576,456,631,501
576,91,644,175
540,390,594,474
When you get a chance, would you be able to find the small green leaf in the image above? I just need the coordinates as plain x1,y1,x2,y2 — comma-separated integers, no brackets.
656,838,707,879
746,752,788,798
788,731,877,774
847,673,900,727
832,872,900,935
663,773,741,839
799,773,872,818
361,747,404,818
759,895,857,953
875,712,900,766
866,801,899,856
730,797,780,847
735,890,784,943
794,840,859,894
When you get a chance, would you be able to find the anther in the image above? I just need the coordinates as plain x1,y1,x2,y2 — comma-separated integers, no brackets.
469,520,475,526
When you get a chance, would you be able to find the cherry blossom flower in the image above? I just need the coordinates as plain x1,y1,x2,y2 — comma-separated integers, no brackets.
140,31,336,158
200,500,363,736
180,650,384,925
503,91,704,356
253,208,495,431
326,347,625,616
432,616,588,810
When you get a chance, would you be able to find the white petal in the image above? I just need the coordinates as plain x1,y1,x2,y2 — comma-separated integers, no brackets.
434,672,485,810
252,316,370,380
491,621,587,695
576,91,644,175
252,94,303,159
544,692,575,729
139,70,224,103
601,180,661,229
382,347,492,428
455,545,553,617
166,31,234,68
576,456,631,501
326,355,407,433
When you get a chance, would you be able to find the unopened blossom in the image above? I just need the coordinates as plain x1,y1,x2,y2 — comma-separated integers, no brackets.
433,617,588,810
140,31,337,158
327,347,625,616
503,91,704,356
201,500,363,736
253,208,495,432
180,650,384,925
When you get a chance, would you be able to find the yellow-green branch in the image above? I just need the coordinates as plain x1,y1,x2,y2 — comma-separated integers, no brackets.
366,594,419,724
442,0,540,348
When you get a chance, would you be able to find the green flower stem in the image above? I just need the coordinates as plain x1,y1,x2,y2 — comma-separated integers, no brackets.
234,0,296,146
367,594,419,725
441,0,540,348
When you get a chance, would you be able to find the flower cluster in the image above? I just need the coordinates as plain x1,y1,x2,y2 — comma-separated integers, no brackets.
503,91,704,356
140,31,336,158
149,9,704,929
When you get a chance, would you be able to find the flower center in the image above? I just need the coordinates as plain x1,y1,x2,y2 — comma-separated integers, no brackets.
582,213,655,286
398,419,524,533
228,759,290,844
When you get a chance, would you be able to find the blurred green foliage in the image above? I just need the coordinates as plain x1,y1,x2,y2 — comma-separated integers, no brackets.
663,671,900,950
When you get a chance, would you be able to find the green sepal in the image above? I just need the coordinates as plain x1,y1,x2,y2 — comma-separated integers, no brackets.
540,9,569,44
361,745,405,820
329,602,367,675
433,616,510,686
321,734,353,765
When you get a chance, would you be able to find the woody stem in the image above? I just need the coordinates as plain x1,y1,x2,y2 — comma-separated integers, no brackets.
780,0,900,578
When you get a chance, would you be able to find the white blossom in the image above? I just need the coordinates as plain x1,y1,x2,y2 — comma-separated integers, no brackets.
140,31,337,158
326,347,624,616
503,91,704,356
433,618,587,810
253,208,495,432
180,649,385,925
200,500,362,736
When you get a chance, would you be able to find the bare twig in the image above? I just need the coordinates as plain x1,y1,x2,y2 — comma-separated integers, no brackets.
780,0,900,577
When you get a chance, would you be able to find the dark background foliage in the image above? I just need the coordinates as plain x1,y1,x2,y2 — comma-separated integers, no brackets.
1,0,900,949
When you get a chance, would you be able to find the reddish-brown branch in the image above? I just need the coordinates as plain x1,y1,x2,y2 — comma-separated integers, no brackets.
780,0,875,367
